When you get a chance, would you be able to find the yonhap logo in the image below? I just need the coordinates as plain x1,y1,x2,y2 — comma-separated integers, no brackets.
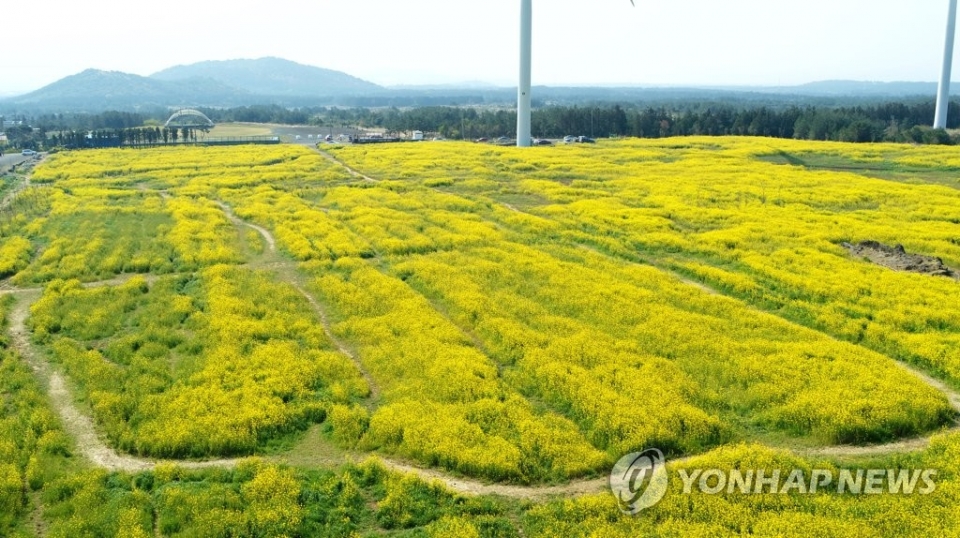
610,448,669,514
609,447,937,517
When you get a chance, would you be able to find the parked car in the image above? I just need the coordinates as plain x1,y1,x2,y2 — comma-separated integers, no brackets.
577,136,597,143
475,137,489,143
533,138,554,146
563,135,578,144
21,149,36,156
495,136,511,144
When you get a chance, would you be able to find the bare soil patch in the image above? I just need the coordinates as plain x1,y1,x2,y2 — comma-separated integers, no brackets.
843,240,957,279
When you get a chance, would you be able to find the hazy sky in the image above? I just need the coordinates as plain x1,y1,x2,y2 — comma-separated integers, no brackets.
1,0,955,94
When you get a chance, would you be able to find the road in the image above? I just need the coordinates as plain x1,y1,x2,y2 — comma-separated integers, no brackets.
0,152,36,170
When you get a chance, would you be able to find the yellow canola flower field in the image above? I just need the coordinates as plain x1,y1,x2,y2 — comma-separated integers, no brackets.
12,140,959,487
329,138,960,385
393,242,951,449
6,138,960,536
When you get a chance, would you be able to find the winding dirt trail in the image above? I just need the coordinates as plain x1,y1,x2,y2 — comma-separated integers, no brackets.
214,201,276,251
27,491,45,538
1,273,173,297
5,285,606,499
312,147,379,183
8,292,236,473
215,200,381,403
380,461,610,500
288,278,381,403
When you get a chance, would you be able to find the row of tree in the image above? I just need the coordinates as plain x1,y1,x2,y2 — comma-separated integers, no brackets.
196,105,312,125
31,110,160,131
328,101,960,144
5,100,960,151
47,127,205,149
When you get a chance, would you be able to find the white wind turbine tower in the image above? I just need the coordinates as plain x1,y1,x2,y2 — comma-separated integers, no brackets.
935,0,958,129
516,0,634,147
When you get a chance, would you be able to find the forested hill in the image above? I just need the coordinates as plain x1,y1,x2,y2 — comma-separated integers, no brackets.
3,54,957,113
1,58,385,112
151,57,382,97
3,69,251,111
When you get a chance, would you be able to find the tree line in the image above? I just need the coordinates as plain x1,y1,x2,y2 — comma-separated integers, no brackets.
5,100,960,152
47,127,205,149
332,101,960,144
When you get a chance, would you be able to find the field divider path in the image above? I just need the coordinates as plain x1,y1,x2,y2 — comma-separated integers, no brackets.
312,147,379,183
27,490,45,538
1,273,175,296
214,201,275,251
214,200,381,403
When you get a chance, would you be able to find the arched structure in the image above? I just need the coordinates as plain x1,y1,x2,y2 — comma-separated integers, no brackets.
165,109,215,129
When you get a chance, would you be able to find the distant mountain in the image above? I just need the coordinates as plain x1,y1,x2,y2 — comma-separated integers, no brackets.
388,81,502,91
2,69,251,111
151,57,382,97
701,80,948,97
787,80,942,96
0,58,384,112
0,59,955,114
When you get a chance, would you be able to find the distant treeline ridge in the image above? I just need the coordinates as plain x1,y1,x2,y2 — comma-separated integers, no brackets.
5,100,959,149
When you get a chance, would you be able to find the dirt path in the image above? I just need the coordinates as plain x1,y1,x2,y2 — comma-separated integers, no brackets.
5,287,609,499
0,273,174,297
379,461,609,501
214,201,276,251
10,293,158,471
7,291,237,473
214,200,380,402
27,491,46,538
289,278,381,402
312,148,379,183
